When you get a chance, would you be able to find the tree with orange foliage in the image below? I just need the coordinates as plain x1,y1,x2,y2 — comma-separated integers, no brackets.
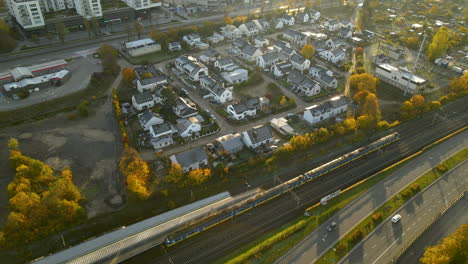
449,72,468,95
187,168,211,185
349,73,379,93
420,224,467,264
224,16,233,25
119,147,152,199
122,68,136,86
353,90,381,121
166,162,185,186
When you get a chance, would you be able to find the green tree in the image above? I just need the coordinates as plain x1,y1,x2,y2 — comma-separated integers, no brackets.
55,22,68,43
134,21,144,39
83,18,92,38
166,163,185,186
0,18,16,53
91,17,99,37
98,44,120,76
301,44,316,59
428,27,449,61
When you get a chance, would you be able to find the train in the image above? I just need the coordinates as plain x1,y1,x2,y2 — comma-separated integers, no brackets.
165,132,401,246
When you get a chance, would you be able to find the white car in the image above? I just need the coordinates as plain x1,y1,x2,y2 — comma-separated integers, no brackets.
391,214,401,223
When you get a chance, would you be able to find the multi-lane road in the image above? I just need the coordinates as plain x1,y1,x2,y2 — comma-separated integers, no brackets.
123,97,467,264
339,161,467,264
276,128,468,264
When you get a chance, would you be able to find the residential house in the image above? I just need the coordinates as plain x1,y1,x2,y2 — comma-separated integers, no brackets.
183,32,201,46
257,51,282,69
168,41,182,52
125,38,161,57
132,92,160,111
296,12,309,23
309,65,338,89
283,29,308,46
151,137,174,150
270,117,295,136
206,32,225,44
280,14,295,25
324,19,340,31
287,69,321,96
221,25,242,39
375,63,427,94
254,36,269,48
176,118,201,138
226,97,260,120
326,37,345,49
290,54,311,71
150,122,176,139
215,57,236,71
271,18,284,29
271,62,293,78
240,44,263,62
273,39,291,52
309,9,321,22
138,109,164,130
239,21,259,37
279,47,297,61
303,96,349,125
339,28,353,39
214,133,245,155
319,48,346,64
200,75,233,104
252,19,270,32
169,146,208,172
173,97,198,118
175,55,209,81
135,65,169,92
340,19,354,30
221,67,249,84
242,125,274,149
199,48,220,63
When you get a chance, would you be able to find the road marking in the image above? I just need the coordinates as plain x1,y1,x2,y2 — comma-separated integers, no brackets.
423,212,427,216
372,244,376,249
407,227,411,231
429,208,432,212
371,238,400,264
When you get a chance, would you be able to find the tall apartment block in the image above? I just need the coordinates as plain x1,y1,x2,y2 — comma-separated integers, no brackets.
6,0,45,29
123,0,161,10
74,0,102,18
39,0,75,12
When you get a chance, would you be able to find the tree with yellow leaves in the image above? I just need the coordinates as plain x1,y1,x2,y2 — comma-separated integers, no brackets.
187,168,211,185
301,44,316,59
428,27,449,61
420,224,468,264
353,90,381,121
166,162,185,186
119,147,152,200
122,68,136,86
224,16,233,25
349,73,379,93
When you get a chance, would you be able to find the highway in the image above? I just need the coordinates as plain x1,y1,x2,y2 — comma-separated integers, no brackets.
122,98,467,264
339,162,468,264
396,192,468,264
275,128,468,264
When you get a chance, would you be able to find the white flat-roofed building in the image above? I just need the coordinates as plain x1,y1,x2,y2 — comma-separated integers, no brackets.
6,0,45,29
126,38,162,57
123,0,160,10
375,63,427,94
74,0,102,18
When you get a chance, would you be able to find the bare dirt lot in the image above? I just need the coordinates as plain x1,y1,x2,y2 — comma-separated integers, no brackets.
0,97,124,225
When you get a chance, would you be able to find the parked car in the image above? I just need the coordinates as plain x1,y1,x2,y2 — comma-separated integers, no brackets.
327,222,337,231
391,214,401,223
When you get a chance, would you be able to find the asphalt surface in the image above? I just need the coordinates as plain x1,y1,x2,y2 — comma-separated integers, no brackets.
121,97,467,264
396,192,468,264
276,129,468,264
339,161,468,264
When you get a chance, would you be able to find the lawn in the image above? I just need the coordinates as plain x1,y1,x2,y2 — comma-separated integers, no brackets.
304,89,331,102
124,51,181,65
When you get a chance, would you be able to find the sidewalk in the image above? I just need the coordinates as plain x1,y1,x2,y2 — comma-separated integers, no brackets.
275,129,468,264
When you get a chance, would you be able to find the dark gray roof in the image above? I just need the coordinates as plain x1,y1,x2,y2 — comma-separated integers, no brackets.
246,125,273,145
133,92,154,104
331,48,345,57
232,103,249,114
329,96,349,108
296,12,307,20
174,146,208,168
328,19,339,25
260,51,280,63
233,38,249,49
282,14,293,21
216,134,244,153
140,109,160,125
175,119,192,133
285,29,307,40
135,65,160,79
241,44,259,56
320,72,336,84
202,48,218,58
139,74,168,85
274,62,293,74
217,57,235,67
245,97,260,110
151,122,172,135
290,54,307,64
274,40,289,50
245,21,257,31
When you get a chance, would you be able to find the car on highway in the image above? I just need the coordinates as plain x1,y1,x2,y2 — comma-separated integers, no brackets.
391,214,401,223
327,222,337,231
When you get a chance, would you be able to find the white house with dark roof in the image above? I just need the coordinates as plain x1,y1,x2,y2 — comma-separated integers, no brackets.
340,19,354,30
183,32,209,49
170,146,208,172
287,69,321,96
309,65,338,89
257,51,282,69
290,54,311,71
271,18,284,29
326,37,345,49
221,68,249,84
168,41,182,51
132,92,160,111
239,21,259,37
215,133,244,154
138,109,164,130
176,118,201,138
215,57,236,71
309,10,321,22
273,39,291,52
319,48,346,64
252,19,270,32
199,48,220,63
150,122,176,139
173,97,198,118
242,125,273,148
283,29,308,46
324,19,341,31
303,96,349,125
221,25,242,39
240,44,263,62
296,12,309,23
254,36,269,48
279,47,297,61
226,97,260,120
175,55,209,81
200,75,233,104
136,75,168,93
280,14,295,25
271,62,293,78
339,28,353,39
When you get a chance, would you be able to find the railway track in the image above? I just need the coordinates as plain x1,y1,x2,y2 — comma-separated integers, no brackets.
125,97,468,264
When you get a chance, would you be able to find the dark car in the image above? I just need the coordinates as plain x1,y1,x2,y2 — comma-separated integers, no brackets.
327,222,337,231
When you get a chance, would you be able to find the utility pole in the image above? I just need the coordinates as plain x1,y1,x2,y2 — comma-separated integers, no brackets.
404,33,426,96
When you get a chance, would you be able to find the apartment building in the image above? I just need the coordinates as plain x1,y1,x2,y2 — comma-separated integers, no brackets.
74,0,102,18
7,0,45,29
